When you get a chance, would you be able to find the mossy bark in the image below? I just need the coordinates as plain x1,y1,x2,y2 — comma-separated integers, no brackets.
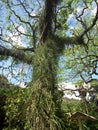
27,39,65,130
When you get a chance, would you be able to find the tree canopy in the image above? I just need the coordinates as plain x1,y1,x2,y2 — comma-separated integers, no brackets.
0,0,97,83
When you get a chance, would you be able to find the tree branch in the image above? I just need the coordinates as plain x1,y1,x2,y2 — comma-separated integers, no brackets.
80,1,98,38
7,0,32,29
0,47,33,64
19,0,39,19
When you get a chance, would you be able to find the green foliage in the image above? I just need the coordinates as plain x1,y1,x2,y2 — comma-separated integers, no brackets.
0,87,28,130
75,80,83,87
1,0,7,2
62,99,82,113
0,74,97,130
5,89,28,130
0,75,28,130
62,98,98,130
90,80,98,88
0,56,8,61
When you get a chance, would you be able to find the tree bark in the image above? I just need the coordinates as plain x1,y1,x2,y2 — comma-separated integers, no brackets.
0,47,33,64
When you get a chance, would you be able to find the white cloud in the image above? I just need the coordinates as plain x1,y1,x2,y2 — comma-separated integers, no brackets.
16,82,26,88
18,25,25,33
58,82,81,100
30,11,36,16
92,8,96,15
9,33,23,46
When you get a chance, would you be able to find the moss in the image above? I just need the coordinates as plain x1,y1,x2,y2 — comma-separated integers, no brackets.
26,38,66,130
90,80,98,88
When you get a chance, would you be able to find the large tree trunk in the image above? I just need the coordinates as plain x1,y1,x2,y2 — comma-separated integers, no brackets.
27,38,65,130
